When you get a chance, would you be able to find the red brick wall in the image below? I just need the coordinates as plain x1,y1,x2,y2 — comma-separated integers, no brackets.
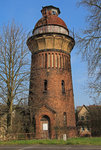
29,50,77,138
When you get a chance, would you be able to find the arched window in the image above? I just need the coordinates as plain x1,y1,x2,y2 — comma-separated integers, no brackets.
62,80,65,93
44,80,48,91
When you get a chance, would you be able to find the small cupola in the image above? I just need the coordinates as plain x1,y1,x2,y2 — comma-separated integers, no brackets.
41,5,60,17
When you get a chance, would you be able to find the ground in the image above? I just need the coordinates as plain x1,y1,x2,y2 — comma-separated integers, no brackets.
0,145,101,150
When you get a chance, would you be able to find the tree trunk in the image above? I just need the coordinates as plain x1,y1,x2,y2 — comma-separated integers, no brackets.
7,97,13,133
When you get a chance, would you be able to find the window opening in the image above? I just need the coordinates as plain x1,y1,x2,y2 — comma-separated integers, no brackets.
62,80,65,93
44,80,47,91
86,116,89,120
81,116,84,120
81,126,85,131
63,112,67,126
52,11,56,15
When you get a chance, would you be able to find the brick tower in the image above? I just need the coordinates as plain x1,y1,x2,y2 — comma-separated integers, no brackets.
27,6,76,139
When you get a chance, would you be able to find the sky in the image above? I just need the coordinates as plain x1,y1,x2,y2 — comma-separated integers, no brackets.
0,0,93,107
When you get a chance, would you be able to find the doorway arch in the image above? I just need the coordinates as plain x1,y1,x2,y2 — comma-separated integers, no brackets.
40,115,51,139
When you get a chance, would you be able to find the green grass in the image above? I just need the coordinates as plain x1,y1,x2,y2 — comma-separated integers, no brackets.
0,137,101,145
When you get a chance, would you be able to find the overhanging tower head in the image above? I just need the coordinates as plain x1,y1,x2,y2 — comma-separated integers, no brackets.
27,5,75,54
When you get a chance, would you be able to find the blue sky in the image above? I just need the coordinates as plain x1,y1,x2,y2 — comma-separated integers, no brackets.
0,0,93,107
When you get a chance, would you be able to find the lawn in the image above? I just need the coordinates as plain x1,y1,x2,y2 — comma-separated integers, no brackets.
0,137,101,145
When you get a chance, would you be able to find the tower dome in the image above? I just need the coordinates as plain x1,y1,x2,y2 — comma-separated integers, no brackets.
33,5,69,36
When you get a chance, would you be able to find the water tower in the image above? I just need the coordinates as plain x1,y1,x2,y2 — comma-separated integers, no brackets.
27,5,76,139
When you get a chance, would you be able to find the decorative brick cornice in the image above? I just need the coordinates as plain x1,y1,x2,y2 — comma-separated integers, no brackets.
32,49,70,55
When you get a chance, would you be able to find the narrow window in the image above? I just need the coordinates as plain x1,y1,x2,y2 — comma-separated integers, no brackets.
44,80,47,91
62,80,65,93
63,112,67,126
45,53,47,68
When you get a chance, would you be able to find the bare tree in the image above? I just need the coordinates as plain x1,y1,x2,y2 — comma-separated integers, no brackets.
0,22,30,132
76,0,101,102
